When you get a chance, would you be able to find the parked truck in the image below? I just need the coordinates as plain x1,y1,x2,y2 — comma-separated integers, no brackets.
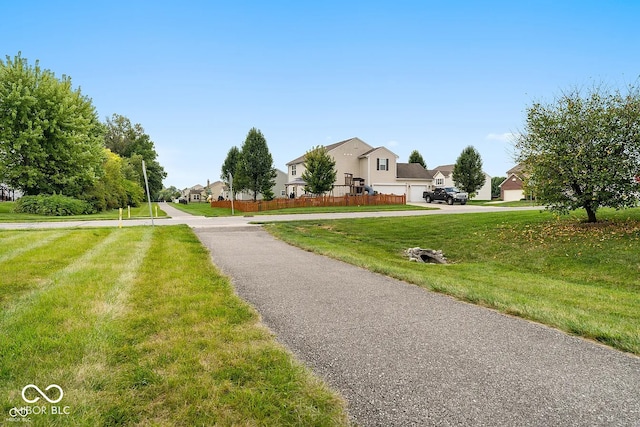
423,187,468,205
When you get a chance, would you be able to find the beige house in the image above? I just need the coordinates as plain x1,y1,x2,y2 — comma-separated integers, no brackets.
234,169,288,200
286,137,399,197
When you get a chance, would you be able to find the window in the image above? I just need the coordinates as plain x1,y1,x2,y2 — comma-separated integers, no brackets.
377,158,389,171
291,164,296,176
436,178,444,186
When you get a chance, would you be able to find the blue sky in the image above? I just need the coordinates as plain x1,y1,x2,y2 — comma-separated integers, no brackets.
3,1,639,189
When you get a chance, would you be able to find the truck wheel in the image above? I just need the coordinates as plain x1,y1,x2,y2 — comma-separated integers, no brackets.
461,201,467,205
425,196,432,203
447,197,454,205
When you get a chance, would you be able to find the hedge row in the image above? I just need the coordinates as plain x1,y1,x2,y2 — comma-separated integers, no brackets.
13,195,96,216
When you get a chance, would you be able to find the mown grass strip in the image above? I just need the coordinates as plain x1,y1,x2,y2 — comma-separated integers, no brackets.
264,208,640,355
0,202,167,222
0,226,349,426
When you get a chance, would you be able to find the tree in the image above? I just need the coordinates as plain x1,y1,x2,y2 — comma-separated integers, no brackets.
491,176,505,199
515,85,640,222
452,145,486,197
104,114,166,199
221,146,243,197
238,128,276,201
0,53,104,197
85,149,144,210
157,186,181,202
301,146,337,195
408,150,427,169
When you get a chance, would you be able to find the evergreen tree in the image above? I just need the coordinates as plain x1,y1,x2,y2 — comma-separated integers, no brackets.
238,128,276,201
408,150,427,169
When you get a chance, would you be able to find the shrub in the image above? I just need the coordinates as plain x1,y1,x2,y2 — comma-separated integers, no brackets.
13,194,96,216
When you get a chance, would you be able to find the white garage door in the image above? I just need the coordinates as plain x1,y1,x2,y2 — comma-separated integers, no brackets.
503,189,524,202
408,185,428,202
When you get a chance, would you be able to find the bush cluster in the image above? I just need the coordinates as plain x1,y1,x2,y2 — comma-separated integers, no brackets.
13,195,96,216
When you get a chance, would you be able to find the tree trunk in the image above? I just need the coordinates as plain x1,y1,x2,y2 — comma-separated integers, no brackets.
584,204,598,223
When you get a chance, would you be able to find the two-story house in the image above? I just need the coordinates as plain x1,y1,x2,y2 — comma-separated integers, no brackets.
286,137,399,197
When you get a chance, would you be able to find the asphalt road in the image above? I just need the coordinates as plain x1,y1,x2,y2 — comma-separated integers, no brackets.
3,203,639,425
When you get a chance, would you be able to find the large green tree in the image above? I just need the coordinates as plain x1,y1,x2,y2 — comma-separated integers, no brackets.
0,53,104,197
238,128,276,201
302,146,337,195
452,145,485,197
515,86,640,222
408,150,427,169
104,114,166,199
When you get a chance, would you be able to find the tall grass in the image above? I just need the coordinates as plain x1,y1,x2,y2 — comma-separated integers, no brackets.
0,226,349,426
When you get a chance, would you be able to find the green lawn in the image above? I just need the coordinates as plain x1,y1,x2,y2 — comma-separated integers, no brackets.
265,208,640,355
0,202,166,222
0,226,349,426
169,201,433,217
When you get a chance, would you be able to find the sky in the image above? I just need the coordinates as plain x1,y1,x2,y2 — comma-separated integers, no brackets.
2,1,640,189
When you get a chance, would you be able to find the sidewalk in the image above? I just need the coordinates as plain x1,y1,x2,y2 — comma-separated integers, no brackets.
193,225,640,426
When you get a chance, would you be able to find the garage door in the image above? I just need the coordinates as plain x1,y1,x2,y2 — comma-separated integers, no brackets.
408,185,428,202
503,189,524,202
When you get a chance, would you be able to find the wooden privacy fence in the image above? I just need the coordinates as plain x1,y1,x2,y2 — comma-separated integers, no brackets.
210,194,406,213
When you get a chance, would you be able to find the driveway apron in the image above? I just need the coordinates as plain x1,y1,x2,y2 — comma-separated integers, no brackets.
194,226,640,427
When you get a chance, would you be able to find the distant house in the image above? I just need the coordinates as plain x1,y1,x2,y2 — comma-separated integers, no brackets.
234,168,288,200
429,164,492,200
182,184,205,202
187,169,288,203
500,164,526,201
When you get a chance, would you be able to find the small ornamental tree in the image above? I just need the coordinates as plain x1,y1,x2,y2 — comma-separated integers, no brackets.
515,85,640,222
301,146,337,195
408,150,427,169
452,145,486,198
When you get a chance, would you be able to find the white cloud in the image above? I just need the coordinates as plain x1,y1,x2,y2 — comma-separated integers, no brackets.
485,132,519,143
386,140,399,148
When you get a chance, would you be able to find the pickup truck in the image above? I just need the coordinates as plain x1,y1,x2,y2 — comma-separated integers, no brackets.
423,187,468,205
